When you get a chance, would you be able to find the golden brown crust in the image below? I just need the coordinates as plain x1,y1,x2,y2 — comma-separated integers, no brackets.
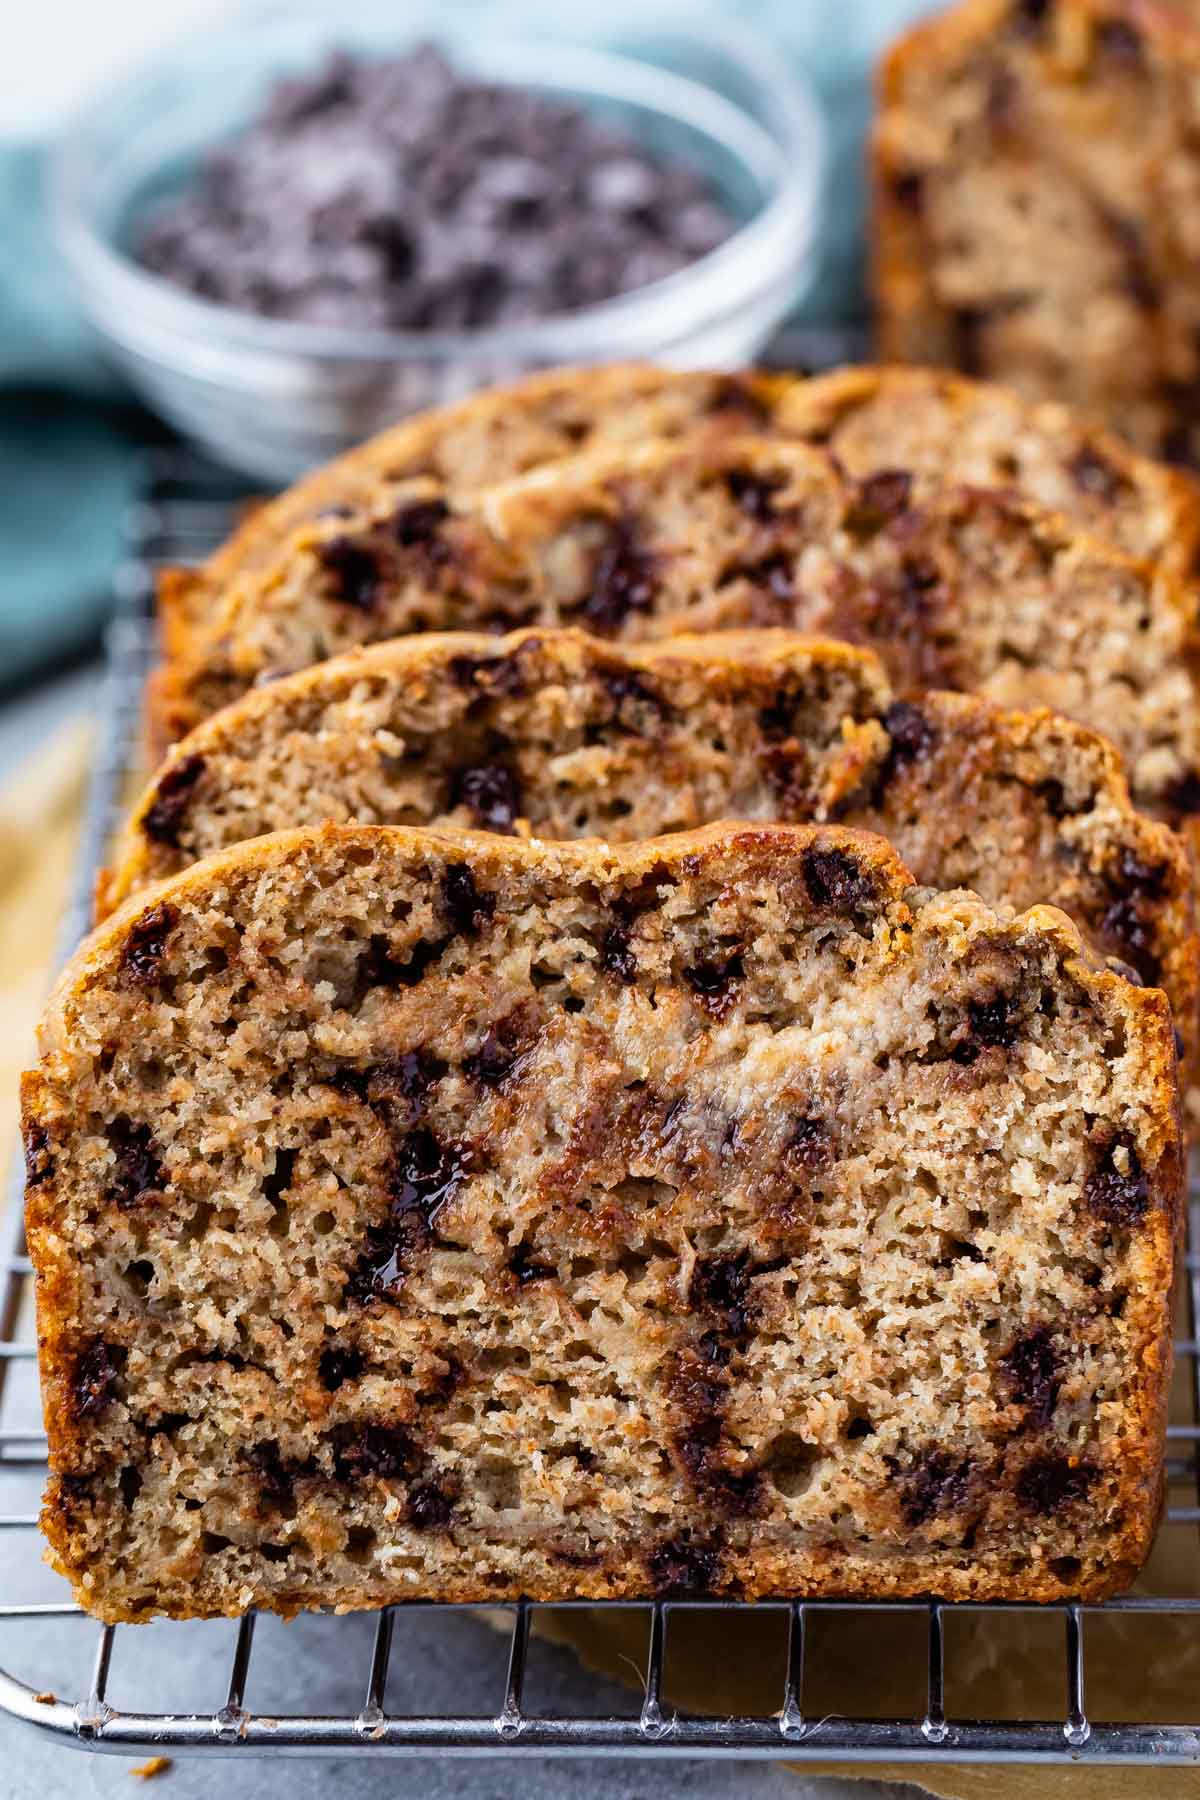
26,822,1181,1617
149,432,1200,847
98,624,1200,1118
149,361,1200,751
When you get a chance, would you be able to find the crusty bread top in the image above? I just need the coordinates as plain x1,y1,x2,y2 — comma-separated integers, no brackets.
39,818,1183,1161
157,359,1200,678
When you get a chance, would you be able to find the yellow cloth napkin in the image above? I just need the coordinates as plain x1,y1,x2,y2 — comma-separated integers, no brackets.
4,724,1199,1800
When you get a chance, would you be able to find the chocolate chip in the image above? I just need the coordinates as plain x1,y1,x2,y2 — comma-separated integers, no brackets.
729,552,795,608
464,1011,533,1088
333,1053,442,1115
599,666,671,732
1068,445,1124,503
330,1420,417,1482
392,1128,469,1219
1001,1326,1061,1427
844,469,913,539
346,1129,470,1301
1098,891,1162,987
725,467,789,524
318,536,381,610
450,763,521,833
760,744,814,813
708,376,772,424
601,919,638,983
244,1439,309,1506
1096,19,1144,65
1011,0,1050,34
1015,1452,1095,1514
392,497,450,557
900,1450,973,1525
957,991,1020,1059
1083,1132,1149,1228
691,1254,754,1339
137,45,733,331
786,1115,833,1173
119,1465,142,1508
758,688,803,741
72,1340,123,1420
464,1033,516,1087
881,700,938,783
418,1353,463,1405
23,1121,53,1188
442,863,494,935
57,1471,97,1523
802,846,875,914
448,652,527,698
407,1478,456,1531
360,933,449,989
1037,778,1071,820
142,757,205,847
1106,213,1159,311
508,1240,554,1284
646,1535,722,1594
675,1420,760,1514
580,516,658,634
319,1345,365,1391
890,171,925,215
105,1118,166,1210
895,555,943,624
1163,421,1198,468
1165,770,1200,816
951,307,990,377
683,951,745,1018
121,902,178,987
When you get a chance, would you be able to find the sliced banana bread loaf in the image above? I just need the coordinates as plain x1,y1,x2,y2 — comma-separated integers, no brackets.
157,361,1200,707
155,437,1200,836
25,823,1180,1619
101,628,1199,1113
873,0,1200,463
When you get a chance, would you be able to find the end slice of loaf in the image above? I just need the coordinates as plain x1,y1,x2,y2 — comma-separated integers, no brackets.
872,0,1200,463
26,823,1180,1619
157,436,1200,836
102,627,1200,1113
158,361,1199,689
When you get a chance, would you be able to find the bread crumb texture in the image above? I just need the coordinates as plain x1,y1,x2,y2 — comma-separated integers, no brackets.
106,628,1200,1111
25,823,1180,1619
160,436,1200,840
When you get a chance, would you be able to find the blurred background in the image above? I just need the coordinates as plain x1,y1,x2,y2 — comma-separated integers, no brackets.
0,0,935,723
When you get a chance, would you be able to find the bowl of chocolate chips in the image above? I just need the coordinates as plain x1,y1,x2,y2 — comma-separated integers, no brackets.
51,2,824,481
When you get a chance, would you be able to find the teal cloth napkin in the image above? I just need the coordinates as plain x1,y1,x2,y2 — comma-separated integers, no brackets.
0,0,934,689
0,143,151,689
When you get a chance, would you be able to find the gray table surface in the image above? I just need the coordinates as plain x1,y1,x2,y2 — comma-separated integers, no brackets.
0,661,925,1800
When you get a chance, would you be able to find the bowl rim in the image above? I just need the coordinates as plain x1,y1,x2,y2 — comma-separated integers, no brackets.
50,3,827,365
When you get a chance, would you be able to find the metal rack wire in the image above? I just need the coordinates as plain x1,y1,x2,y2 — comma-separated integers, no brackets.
1,446,1200,1764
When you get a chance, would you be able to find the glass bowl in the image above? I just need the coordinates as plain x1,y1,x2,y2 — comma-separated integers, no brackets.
51,1,826,483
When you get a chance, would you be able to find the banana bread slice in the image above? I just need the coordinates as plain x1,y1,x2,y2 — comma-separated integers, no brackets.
873,0,1200,463
156,437,1200,834
101,627,1199,1113
25,823,1180,1619
157,361,1199,714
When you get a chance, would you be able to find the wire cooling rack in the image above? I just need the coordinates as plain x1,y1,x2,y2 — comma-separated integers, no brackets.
2,442,1200,1766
